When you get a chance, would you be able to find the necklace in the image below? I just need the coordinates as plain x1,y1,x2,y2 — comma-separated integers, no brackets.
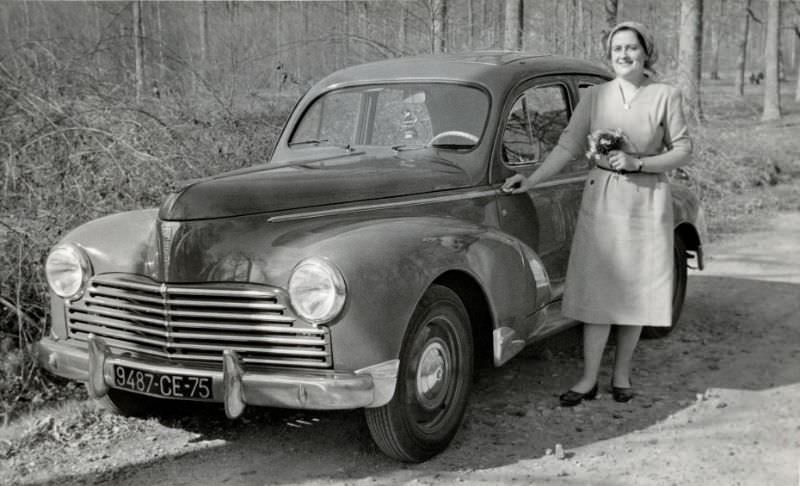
618,81,642,110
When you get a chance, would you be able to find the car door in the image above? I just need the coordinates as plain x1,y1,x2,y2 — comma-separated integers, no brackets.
494,76,591,338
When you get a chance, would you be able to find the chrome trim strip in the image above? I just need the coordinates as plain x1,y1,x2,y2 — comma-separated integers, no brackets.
92,276,278,299
268,189,498,223
74,335,332,367
70,319,324,346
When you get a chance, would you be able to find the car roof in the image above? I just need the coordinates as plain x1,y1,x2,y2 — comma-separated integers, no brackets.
310,51,612,94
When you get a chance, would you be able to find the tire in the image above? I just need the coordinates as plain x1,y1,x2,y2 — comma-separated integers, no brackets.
365,285,474,462
93,387,168,417
642,235,688,339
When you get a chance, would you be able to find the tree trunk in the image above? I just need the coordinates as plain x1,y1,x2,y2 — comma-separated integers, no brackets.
94,2,102,45
587,3,594,59
400,2,408,54
761,0,780,121
602,0,618,44
133,0,144,103
710,0,726,80
195,0,208,94
468,0,477,48
23,0,30,42
156,2,165,81
677,0,704,124
796,29,800,102
576,0,584,57
734,0,751,95
432,0,447,54
503,0,523,50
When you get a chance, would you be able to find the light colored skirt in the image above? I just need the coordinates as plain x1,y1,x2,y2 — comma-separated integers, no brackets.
562,168,674,327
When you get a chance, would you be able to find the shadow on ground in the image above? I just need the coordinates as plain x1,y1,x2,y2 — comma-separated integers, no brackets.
27,274,800,485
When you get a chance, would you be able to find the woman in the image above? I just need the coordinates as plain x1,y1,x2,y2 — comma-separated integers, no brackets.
502,21,692,406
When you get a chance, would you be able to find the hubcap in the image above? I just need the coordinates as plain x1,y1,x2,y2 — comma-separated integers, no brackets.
416,337,450,409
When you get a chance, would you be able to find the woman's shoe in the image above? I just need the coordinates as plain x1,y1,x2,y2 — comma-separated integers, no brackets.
559,384,598,407
611,381,634,403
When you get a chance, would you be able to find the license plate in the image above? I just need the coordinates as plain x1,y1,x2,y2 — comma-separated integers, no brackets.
112,364,213,400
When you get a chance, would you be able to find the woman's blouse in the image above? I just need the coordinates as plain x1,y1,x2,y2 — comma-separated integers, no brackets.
552,78,692,168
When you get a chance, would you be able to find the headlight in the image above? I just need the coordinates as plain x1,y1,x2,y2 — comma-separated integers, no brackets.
288,258,346,325
45,243,91,300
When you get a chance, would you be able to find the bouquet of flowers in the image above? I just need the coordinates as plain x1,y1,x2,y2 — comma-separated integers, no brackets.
586,128,626,162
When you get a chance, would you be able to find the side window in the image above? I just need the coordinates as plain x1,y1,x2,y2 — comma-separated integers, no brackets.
502,85,569,167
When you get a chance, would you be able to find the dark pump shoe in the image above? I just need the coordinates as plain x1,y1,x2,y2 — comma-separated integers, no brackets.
559,384,598,407
611,381,635,403
612,385,634,403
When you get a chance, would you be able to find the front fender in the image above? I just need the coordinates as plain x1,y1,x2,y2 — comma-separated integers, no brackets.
57,209,160,279
299,217,543,371
47,209,160,340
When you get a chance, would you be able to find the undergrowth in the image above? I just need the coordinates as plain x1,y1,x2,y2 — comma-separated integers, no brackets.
0,50,291,423
1,48,798,423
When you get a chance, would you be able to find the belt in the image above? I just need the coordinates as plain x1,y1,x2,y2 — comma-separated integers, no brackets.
594,152,658,175
594,165,652,175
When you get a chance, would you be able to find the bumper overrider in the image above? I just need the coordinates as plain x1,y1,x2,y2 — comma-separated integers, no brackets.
37,334,399,417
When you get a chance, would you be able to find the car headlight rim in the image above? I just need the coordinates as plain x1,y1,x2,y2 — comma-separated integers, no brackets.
288,257,346,325
45,243,91,300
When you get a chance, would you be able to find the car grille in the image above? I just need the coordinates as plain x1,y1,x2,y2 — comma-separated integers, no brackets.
65,274,332,368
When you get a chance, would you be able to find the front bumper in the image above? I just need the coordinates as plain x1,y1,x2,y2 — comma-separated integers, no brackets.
36,335,398,416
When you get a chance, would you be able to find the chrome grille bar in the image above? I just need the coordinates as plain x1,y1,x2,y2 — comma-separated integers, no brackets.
66,274,331,368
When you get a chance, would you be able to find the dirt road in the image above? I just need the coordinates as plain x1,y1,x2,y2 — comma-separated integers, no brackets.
2,212,799,486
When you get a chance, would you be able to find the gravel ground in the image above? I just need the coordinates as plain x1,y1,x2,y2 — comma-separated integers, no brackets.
1,211,799,486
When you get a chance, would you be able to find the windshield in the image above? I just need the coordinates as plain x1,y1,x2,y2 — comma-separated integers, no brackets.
290,83,489,150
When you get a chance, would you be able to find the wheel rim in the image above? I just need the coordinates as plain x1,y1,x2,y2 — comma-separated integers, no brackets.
406,315,463,433
416,338,450,409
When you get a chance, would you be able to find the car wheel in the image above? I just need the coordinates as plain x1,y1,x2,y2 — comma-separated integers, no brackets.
642,235,688,339
93,387,166,417
365,285,474,462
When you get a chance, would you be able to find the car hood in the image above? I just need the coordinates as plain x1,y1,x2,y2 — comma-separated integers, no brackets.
159,150,472,221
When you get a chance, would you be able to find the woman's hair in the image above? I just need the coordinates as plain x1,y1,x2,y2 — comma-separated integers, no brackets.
605,21,658,75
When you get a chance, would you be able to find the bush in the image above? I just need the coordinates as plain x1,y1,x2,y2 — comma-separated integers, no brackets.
0,50,292,421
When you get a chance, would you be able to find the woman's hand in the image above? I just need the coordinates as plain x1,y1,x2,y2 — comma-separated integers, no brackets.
501,173,532,194
607,150,643,172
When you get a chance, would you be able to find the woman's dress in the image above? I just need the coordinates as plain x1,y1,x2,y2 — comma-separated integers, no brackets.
553,79,692,327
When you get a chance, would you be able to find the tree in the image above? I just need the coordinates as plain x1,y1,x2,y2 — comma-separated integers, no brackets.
709,0,726,80
503,0,523,50
795,26,800,102
602,0,618,44
132,0,144,103
733,0,753,96
431,0,447,54
677,0,704,124
761,0,780,121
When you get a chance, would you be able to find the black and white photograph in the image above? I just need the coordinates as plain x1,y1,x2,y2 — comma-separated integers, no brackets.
1,0,799,484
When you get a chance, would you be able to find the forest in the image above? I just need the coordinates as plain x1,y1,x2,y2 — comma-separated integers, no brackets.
1,0,799,423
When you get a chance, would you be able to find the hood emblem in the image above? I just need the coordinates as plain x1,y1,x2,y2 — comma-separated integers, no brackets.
159,221,180,277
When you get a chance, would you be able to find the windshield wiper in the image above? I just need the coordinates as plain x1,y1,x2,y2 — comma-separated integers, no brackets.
429,143,477,150
288,138,330,147
289,139,354,152
391,144,426,152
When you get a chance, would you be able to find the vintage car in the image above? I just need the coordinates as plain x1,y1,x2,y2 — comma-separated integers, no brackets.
37,52,706,462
